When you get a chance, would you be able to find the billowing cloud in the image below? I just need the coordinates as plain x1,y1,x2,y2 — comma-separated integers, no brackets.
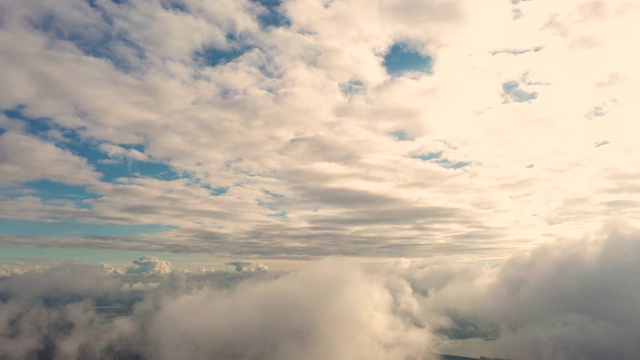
0,257,437,360
126,256,172,275
225,261,268,272
149,260,434,360
2,225,640,359
415,223,640,359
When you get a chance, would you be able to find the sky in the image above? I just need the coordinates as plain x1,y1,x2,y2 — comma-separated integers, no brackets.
1,0,640,359
1,0,640,263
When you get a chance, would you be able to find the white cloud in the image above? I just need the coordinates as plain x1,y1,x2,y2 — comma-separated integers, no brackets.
0,257,437,360
225,261,269,272
126,256,172,275
0,131,99,186
150,259,434,360
420,222,640,359
1,0,640,261
2,226,640,359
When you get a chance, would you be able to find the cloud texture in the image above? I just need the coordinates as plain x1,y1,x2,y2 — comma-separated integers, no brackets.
1,225,640,359
1,0,639,258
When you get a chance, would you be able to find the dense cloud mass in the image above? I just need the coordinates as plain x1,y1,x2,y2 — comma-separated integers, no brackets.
0,259,435,360
1,225,639,360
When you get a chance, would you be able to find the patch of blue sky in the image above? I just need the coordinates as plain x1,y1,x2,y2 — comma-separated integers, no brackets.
194,44,252,67
100,160,181,182
3,106,55,137
23,180,102,208
595,140,610,147
86,0,115,25
0,245,223,270
251,0,291,28
0,245,153,265
0,219,177,238
160,1,188,12
413,152,443,161
30,6,144,72
198,184,228,196
340,79,366,95
258,190,285,213
502,81,538,103
3,105,26,119
389,130,413,141
263,190,284,199
412,152,470,169
383,43,434,76
4,106,98,158
54,131,180,182
436,159,470,169
258,63,284,81
4,106,182,183
267,210,287,220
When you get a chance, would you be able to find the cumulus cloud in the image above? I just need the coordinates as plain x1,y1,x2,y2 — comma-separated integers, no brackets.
0,258,436,360
225,261,269,272
417,223,640,359
126,256,172,275
150,259,434,360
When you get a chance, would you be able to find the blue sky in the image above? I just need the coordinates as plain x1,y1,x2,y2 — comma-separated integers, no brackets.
0,0,639,269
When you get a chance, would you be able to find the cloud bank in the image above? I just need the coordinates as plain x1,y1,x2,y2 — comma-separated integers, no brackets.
0,259,435,360
1,225,640,359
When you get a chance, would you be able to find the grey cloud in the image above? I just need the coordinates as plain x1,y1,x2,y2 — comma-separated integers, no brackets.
309,206,468,227
300,186,401,208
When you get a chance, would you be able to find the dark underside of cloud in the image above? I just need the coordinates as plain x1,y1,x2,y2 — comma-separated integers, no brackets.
1,225,640,360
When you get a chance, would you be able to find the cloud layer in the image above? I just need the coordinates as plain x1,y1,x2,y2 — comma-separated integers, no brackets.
1,0,639,258
1,225,640,359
